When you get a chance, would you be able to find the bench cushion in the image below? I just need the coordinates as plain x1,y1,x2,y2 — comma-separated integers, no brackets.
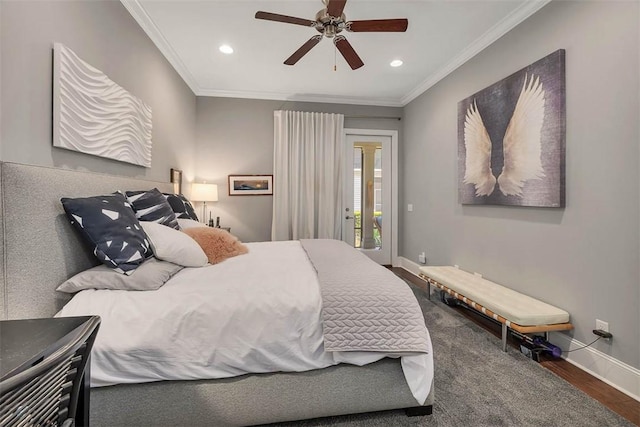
419,266,569,326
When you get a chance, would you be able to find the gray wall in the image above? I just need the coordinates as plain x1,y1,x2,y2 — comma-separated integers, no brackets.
0,166,4,319
402,1,639,367
0,0,196,181
196,97,402,242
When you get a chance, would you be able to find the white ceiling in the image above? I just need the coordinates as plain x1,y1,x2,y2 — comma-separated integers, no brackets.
123,0,549,107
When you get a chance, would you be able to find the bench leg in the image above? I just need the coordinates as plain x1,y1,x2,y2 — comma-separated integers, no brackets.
502,323,508,352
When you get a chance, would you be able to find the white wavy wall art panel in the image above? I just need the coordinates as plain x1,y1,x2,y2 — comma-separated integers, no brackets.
53,43,152,167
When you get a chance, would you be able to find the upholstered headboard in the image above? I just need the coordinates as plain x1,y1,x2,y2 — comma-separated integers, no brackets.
0,162,174,320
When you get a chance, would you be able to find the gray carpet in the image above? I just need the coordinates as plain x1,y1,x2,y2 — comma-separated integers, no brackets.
271,283,634,427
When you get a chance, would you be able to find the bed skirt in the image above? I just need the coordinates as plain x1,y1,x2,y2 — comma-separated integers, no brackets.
91,358,434,426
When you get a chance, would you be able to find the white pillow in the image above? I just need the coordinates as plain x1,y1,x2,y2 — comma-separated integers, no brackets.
177,218,208,230
141,221,208,267
57,257,183,293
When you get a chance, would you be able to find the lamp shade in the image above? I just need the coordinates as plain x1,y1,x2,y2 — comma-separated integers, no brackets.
191,183,218,202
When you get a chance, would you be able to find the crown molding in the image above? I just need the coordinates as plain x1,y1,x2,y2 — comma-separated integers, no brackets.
400,0,551,106
120,0,200,95
197,89,404,108
122,0,549,108
119,0,401,107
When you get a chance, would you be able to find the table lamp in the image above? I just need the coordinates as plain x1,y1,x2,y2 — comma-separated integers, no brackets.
191,183,218,224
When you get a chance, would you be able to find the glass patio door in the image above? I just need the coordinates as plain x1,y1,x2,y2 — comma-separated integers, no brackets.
343,134,391,264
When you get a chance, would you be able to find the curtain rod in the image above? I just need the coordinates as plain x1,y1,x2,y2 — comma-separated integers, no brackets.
275,109,401,121
345,115,402,121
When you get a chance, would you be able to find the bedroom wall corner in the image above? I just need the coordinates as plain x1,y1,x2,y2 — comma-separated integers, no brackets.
0,0,197,182
400,0,639,378
195,97,402,243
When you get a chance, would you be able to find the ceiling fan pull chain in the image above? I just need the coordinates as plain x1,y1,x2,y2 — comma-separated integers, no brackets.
334,44,337,71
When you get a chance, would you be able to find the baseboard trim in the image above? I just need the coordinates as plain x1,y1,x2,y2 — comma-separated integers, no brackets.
550,332,640,402
396,259,639,402
396,256,421,275
396,257,432,292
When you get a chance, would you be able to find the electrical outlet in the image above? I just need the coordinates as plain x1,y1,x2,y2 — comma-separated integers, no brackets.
595,319,609,333
418,252,426,264
407,204,413,212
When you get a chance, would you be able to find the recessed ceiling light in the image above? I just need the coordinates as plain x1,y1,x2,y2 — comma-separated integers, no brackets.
390,59,403,67
219,45,234,54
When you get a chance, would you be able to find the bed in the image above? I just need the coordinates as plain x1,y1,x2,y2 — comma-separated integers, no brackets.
0,161,434,426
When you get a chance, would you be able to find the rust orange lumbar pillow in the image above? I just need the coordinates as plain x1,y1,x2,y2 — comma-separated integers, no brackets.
182,227,248,265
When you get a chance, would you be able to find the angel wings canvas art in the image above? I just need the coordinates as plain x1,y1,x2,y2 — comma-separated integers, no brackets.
458,49,565,207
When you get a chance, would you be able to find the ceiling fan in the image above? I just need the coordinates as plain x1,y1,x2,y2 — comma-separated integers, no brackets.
255,0,408,70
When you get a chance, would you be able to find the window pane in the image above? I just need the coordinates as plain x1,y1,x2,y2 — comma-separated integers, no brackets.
353,147,362,248
374,147,382,249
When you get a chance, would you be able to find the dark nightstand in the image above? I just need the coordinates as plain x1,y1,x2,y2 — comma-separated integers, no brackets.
0,316,100,427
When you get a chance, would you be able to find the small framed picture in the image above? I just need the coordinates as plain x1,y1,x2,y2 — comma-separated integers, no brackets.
170,168,183,194
228,175,273,196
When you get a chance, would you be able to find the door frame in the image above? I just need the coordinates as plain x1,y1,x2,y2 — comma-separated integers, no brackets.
343,128,398,266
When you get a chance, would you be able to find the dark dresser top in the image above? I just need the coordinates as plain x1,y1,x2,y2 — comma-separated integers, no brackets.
0,316,91,380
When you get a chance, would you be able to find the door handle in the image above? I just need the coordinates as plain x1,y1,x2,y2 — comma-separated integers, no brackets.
345,215,355,220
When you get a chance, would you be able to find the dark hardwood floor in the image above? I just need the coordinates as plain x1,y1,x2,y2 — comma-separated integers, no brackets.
394,268,640,426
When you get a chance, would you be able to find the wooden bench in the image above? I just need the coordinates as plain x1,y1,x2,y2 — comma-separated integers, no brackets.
419,266,573,351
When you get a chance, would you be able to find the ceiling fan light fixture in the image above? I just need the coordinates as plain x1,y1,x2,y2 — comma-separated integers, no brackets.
390,59,403,67
325,24,337,38
255,0,408,70
219,44,234,54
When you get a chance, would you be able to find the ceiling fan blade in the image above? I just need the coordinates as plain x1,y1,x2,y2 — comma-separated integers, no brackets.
334,36,364,70
284,35,323,65
255,11,316,27
326,0,347,18
347,19,408,32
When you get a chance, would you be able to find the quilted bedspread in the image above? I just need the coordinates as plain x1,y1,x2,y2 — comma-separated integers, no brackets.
300,239,430,353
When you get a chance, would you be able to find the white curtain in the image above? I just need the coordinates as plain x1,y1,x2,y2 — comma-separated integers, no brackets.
272,110,344,241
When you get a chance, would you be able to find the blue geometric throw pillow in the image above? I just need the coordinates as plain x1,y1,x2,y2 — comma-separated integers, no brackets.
164,193,199,221
125,188,179,229
61,193,152,274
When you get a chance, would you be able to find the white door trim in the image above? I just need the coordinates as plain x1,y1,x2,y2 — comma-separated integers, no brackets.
343,128,399,266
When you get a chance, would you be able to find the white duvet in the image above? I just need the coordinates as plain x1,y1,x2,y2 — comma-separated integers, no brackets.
57,241,433,404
